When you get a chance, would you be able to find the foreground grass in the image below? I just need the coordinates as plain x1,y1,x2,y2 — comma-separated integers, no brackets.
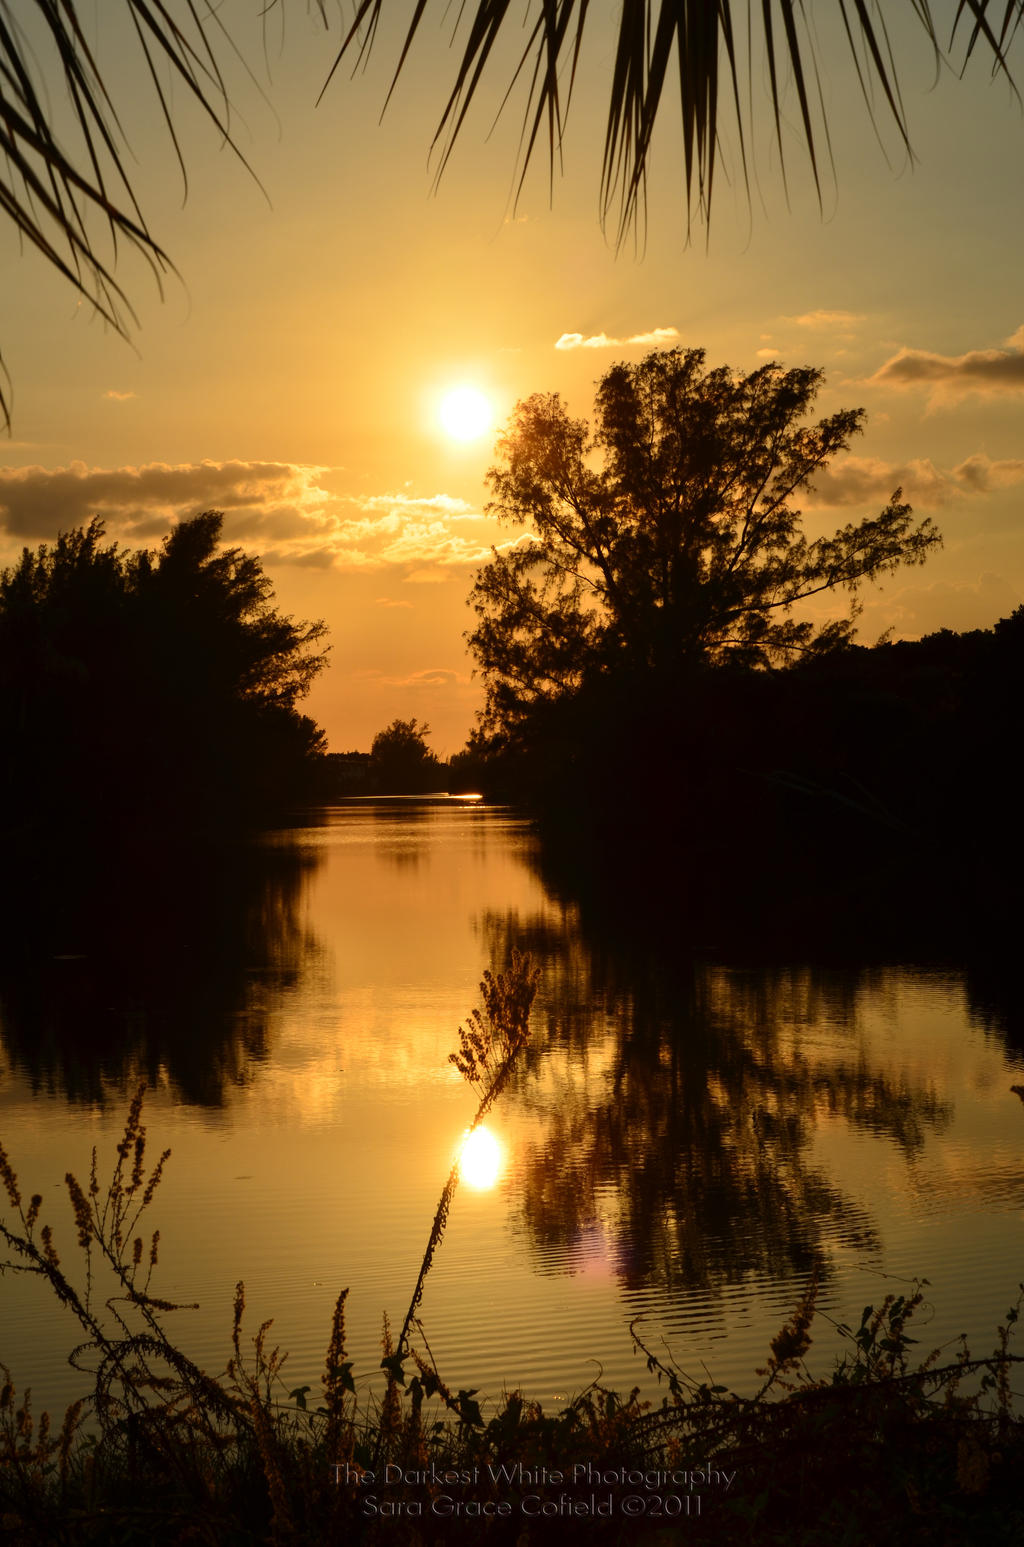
2,957,1023,1545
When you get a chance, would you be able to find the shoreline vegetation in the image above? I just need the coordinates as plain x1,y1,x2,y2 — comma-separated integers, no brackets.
325,611,1024,934
3,957,1024,1545
313,612,1024,964
0,515,329,852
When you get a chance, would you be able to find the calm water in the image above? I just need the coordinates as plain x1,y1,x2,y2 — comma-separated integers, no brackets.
2,801,1023,1418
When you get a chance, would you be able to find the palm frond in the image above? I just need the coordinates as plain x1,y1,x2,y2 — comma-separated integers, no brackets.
330,0,1022,240
2,3,1022,433
0,0,258,432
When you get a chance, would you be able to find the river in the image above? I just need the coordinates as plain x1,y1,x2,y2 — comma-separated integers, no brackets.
2,799,1023,1419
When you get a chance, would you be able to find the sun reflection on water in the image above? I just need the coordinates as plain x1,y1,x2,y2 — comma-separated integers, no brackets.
459,1126,502,1190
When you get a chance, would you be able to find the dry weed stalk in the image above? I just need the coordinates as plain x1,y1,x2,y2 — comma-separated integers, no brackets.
394,950,539,1365
0,958,541,1533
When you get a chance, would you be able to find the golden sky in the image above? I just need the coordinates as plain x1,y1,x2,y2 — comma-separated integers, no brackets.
2,5,1023,755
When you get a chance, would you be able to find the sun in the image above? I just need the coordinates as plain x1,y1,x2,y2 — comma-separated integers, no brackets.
439,384,493,443
459,1126,502,1190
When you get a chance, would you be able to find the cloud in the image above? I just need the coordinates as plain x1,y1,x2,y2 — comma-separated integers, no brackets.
103,389,136,402
811,457,953,508
356,666,473,694
809,453,1024,509
0,459,330,540
786,310,865,330
316,498,492,575
358,493,475,518
6,447,1020,580
386,668,467,689
951,454,1024,493
0,461,494,576
555,326,680,351
871,325,1024,400
256,546,338,570
375,596,413,609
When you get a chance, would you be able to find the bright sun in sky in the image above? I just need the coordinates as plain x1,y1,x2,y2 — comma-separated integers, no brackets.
439,385,493,443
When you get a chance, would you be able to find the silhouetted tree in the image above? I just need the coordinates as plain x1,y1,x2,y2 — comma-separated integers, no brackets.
370,717,445,793
469,348,939,738
0,512,329,838
132,510,327,712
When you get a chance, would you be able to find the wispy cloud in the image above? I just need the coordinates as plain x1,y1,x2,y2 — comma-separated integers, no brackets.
358,493,475,518
376,668,469,689
555,326,679,351
103,389,136,402
0,460,493,576
786,309,865,330
871,325,1024,400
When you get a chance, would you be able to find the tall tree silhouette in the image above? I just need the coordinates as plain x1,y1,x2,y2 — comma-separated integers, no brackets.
468,347,939,738
370,717,445,793
0,513,328,836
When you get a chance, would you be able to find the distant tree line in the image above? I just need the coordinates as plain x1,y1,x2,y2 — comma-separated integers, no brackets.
0,513,329,846
320,719,451,797
463,604,1024,948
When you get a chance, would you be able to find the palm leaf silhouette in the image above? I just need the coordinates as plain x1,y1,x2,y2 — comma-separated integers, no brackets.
1,0,257,430
2,1,1020,430
334,0,1020,239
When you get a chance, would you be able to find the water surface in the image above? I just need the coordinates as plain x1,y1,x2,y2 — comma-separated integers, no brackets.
2,801,1022,1417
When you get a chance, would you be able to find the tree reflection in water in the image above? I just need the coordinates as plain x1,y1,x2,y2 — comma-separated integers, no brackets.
480,909,953,1298
0,833,325,1107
